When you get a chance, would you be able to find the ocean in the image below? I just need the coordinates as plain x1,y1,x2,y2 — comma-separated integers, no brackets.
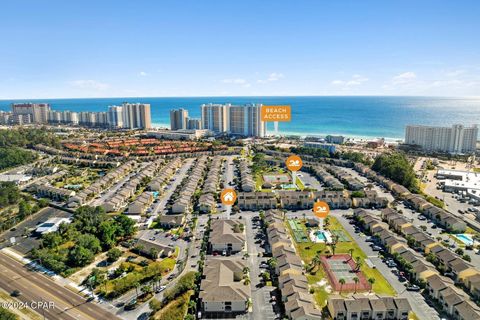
1,96,479,140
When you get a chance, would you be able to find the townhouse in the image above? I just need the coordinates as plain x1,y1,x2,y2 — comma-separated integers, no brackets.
199,258,251,317
209,219,245,254
308,165,344,190
237,192,277,210
68,160,135,207
326,165,365,191
127,192,154,215
148,158,182,191
171,157,208,213
238,160,255,192
135,238,175,259
29,183,75,201
264,210,322,320
327,294,411,320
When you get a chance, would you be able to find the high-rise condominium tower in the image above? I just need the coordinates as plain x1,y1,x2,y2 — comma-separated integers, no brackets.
200,103,265,137
170,108,189,130
11,103,51,124
405,124,478,154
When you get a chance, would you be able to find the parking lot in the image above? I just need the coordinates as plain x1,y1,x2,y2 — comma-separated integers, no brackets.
0,207,71,254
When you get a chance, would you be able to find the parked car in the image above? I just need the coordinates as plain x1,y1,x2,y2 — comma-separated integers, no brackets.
406,284,420,291
155,285,166,293
372,245,382,251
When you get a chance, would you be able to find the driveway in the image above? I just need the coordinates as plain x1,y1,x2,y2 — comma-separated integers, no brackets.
242,210,277,320
331,210,441,320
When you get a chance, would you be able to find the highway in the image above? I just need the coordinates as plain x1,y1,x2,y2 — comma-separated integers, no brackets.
0,251,120,320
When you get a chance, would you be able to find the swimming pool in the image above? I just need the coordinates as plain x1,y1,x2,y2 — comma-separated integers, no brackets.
316,231,327,241
455,234,474,246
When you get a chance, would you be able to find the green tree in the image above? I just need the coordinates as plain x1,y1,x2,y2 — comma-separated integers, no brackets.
353,277,359,293
339,278,346,294
372,152,419,192
69,246,94,267
106,248,122,263
368,277,375,293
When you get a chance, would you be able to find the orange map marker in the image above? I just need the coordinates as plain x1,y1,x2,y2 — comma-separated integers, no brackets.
286,155,303,171
313,201,330,219
221,189,237,206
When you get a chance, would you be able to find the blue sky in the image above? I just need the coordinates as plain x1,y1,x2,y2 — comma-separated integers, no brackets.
1,1,479,98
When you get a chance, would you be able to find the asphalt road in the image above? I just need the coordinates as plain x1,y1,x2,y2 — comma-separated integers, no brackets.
242,210,276,320
330,211,441,320
0,251,120,320
220,156,236,219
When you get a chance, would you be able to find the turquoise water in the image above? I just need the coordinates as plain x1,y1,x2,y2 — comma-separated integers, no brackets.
455,234,474,246
316,231,327,241
1,96,479,139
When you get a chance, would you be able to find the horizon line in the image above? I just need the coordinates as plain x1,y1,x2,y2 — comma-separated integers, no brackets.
1,94,480,101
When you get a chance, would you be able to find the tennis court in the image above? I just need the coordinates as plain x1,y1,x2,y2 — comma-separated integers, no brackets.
331,230,350,242
321,254,371,292
263,173,291,184
288,219,309,243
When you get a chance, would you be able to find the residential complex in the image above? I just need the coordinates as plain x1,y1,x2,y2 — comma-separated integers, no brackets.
170,108,189,130
405,124,478,154
201,103,266,137
12,102,51,124
1,102,152,129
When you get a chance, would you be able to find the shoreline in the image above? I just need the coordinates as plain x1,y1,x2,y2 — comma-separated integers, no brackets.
150,122,404,143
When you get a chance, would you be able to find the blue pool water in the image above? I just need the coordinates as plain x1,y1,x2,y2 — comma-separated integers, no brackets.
455,234,474,246
316,231,327,241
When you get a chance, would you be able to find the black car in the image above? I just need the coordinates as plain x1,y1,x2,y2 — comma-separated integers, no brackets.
10,290,21,297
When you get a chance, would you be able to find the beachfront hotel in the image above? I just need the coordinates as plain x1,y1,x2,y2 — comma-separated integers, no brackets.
170,108,189,130
405,124,478,154
200,103,266,137
11,103,51,124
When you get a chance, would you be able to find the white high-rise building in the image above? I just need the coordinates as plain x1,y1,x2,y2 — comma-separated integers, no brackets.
170,108,189,130
107,106,124,128
405,124,478,154
200,103,265,137
122,103,151,129
12,103,50,124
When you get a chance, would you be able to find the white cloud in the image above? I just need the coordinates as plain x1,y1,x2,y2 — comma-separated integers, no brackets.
257,72,285,83
139,71,148,77
331,74,369,87
392,72,417,85
70,80,110,90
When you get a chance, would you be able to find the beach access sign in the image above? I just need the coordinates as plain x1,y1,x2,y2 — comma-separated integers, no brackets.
261,105,291,122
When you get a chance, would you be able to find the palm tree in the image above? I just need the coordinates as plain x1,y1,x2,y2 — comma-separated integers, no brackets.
133,281,140,298
310,255,321,272
339,278,346,294
152,274,162,291
244,276,251,285
353,277,359,293
330,235,339,256
267,257,277,269
348,248,354,261
302,212,306,222
243,266,250,274
368,277,375,293
354,256,363,272
141,284,153,296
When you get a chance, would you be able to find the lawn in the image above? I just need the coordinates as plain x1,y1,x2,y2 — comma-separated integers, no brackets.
152,290,193,320
287,217,396,307
98,256,177,298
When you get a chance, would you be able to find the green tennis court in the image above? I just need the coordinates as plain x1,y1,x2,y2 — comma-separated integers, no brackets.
288,219,309,243
331,230,350,242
